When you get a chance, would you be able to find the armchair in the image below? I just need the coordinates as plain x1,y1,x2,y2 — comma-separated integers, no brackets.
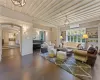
73,49,97,67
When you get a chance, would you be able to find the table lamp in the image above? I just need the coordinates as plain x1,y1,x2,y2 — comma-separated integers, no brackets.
83,34,88,39
83,34,88,49
60,36,63,39
60,36,63,47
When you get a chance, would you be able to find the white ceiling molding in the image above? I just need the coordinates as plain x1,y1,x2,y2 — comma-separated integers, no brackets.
70,23,79,28
0,15,52,31
0,6,56,27
60,20,100,31
79,20,100,28
0,6,33,23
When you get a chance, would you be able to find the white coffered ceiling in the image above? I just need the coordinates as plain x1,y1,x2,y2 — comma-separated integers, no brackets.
0,0,100,27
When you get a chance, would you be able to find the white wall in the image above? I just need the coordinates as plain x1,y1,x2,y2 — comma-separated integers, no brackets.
0,24,51,57
22,35,33,56
45,30,51,42
50,27,60,47
22,26,36,56
0,6,52,57
51,27,57,46
16,32,20,44
21,26,51,56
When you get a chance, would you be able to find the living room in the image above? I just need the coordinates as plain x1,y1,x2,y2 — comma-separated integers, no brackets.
0,0,100,80
41,20,99,80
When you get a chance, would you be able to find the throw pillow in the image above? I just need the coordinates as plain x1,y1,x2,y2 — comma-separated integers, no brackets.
87,47,96,54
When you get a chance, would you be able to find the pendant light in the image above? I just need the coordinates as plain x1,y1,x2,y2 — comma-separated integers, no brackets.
11,0,26,7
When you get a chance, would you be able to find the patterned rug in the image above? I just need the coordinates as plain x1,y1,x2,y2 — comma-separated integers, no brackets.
40,53,92,80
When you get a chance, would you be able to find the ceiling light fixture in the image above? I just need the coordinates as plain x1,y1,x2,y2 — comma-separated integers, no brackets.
64,15,70,28
60,11,70,28
11,0,26,7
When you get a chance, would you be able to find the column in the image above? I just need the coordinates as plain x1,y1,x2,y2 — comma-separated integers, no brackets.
56,27,61,47
20,26,22,54
98,25,100,51
0,25,2,61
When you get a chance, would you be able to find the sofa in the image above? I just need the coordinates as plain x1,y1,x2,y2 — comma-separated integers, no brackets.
73,49,97,67
63,42,79,49
41,42,55,53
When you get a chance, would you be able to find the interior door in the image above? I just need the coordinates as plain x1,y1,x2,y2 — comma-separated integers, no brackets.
0,27,2,61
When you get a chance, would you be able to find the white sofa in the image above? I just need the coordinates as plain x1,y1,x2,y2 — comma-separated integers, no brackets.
41,41,55,53
63,42,79,49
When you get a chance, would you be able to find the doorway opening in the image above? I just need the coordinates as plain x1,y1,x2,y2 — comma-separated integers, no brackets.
1,24,22,60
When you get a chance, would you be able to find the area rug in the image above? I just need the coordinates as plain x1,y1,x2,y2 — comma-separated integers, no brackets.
40,53,92,80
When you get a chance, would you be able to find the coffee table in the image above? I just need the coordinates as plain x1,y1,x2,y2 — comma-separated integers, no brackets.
56,47,73,57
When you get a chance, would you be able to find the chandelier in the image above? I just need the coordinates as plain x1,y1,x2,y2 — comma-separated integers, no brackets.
11,0,26,7
64,15,70,28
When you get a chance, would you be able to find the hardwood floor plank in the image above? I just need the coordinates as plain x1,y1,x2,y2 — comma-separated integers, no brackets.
0,49,80,80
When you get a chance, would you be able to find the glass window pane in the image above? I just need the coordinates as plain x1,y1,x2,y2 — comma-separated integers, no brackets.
66,28,86,43
82,39,85,43
78,35,81,42
71,36,73,42
68,36,70,42
74,35,77,42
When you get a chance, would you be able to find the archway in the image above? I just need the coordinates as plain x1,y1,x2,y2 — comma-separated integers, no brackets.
0,23,22,61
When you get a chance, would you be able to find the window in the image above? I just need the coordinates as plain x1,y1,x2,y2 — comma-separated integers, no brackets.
82,38,85,43
78,35,81,42
68,36,70,42
71,36,73,42
74,35,77,42
66,28,86,43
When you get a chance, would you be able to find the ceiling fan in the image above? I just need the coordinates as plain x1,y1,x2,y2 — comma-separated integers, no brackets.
11,0,26,7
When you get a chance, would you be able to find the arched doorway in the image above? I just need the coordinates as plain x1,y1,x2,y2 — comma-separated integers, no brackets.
0,23,22,61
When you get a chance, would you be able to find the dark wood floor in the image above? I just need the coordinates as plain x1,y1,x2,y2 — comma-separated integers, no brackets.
0,48,81,80
92,55,100,80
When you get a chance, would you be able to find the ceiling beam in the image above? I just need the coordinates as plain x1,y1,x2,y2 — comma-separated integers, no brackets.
40,0,99,20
